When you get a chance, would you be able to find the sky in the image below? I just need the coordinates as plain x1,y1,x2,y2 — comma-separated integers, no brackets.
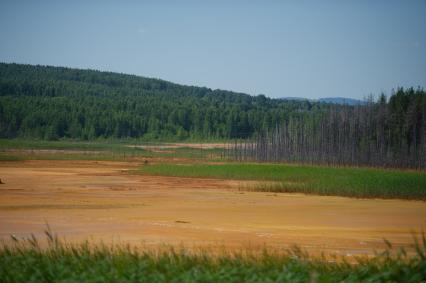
0,0,425,99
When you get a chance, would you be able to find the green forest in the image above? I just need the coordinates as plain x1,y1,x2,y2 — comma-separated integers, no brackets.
230,89,426,168
0,63,425,164
0,63,326,140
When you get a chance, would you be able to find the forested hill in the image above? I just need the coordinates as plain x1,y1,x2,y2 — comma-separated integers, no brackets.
0,63,424,146
0,63,325,140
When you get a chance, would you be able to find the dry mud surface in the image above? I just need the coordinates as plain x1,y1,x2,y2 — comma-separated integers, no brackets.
1,160,426,256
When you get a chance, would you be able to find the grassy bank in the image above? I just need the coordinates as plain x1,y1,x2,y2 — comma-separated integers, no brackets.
0,138,132,151
1,234,425,283
0,139,221,161
138,163,426,200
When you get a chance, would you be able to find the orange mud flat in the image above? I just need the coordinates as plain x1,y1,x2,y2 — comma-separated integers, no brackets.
1,160,426,256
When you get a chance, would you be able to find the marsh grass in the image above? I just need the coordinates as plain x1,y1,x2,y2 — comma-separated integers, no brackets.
0,139,146,161
139,163,426,200
0,139,128,151
0,151,144,162
1,230,426,282
0,154,24,161
0,139,221,161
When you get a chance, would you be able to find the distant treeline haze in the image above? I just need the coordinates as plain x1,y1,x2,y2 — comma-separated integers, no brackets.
0,63,425,168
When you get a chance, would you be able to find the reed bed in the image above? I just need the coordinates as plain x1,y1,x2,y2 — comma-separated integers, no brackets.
138,163,426,200
1,229,425,283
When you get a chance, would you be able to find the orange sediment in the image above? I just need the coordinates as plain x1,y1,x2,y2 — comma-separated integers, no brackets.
1,160,425,256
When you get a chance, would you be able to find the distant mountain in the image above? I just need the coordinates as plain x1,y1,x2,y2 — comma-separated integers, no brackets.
279,97,310,102
317,97,365,106
280,96,365,106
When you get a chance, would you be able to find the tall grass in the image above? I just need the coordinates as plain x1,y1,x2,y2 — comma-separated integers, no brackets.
138,163,426,200
1,232,425,282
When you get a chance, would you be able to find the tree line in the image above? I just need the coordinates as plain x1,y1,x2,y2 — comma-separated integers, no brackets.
1,63,425,168
0,63,328,140
228,88,426,169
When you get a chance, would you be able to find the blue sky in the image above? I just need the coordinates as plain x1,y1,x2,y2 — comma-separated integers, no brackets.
1,0,425,99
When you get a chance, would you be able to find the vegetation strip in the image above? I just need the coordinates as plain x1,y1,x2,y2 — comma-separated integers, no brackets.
138,163,426,200
1,233,426,283
0,139,223,161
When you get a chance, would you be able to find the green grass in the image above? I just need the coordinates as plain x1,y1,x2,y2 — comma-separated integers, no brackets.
0,154,25,161
1,233,426,282
138,163,426,200
0,150,148,162
0,139,222,161
0,152,141,162
0,138,128,151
